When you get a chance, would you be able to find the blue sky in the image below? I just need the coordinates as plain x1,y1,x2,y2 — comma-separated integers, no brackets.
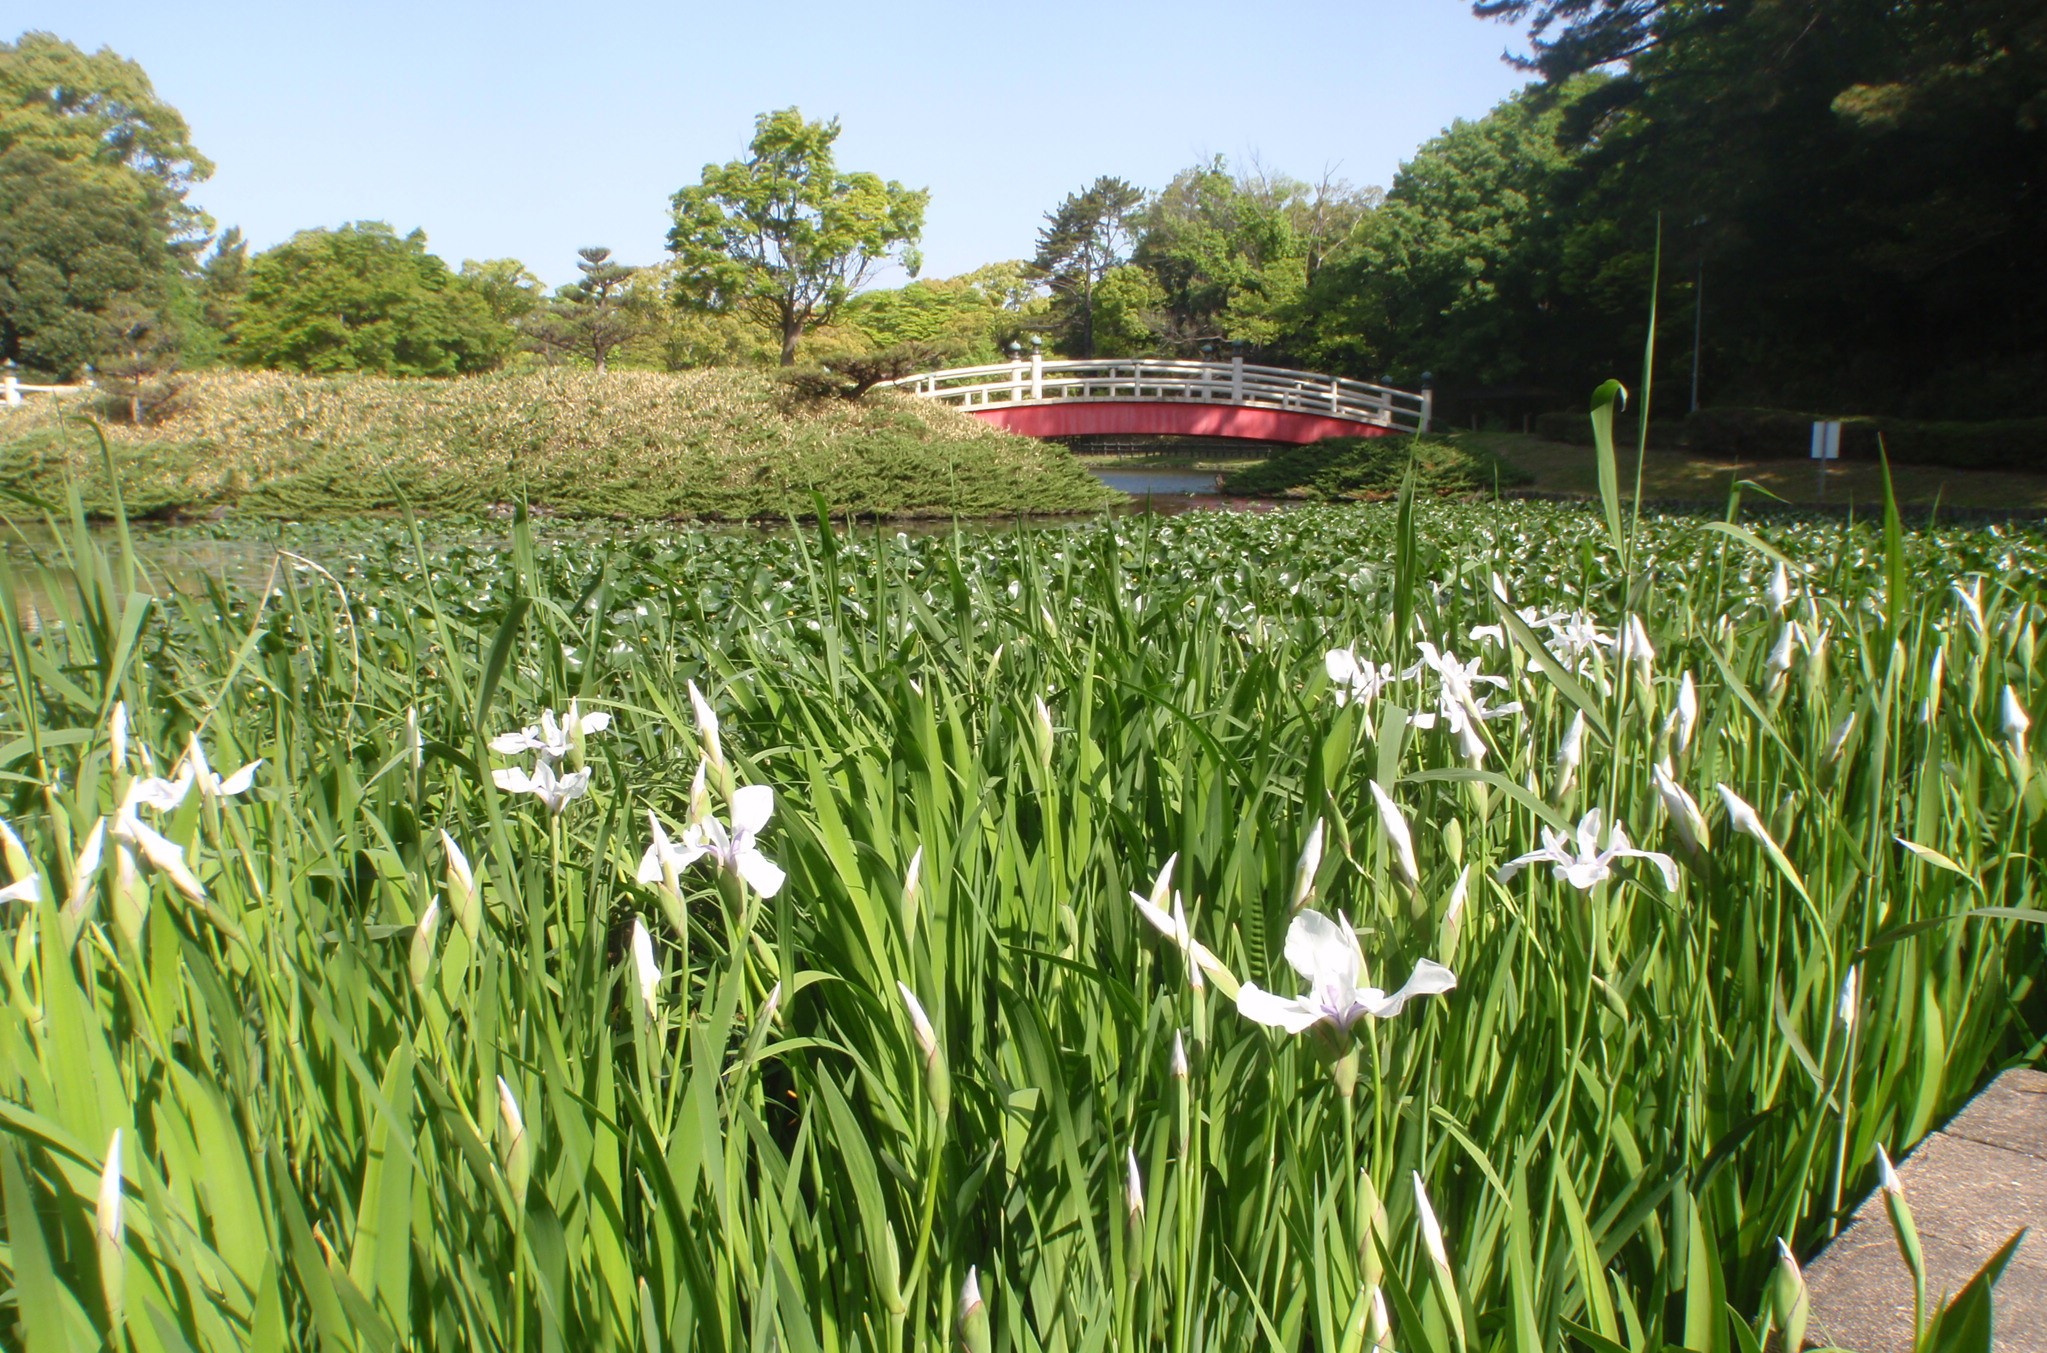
32,2,1532,287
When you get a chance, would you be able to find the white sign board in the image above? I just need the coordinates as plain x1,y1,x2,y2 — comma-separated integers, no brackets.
1810,420,1842,460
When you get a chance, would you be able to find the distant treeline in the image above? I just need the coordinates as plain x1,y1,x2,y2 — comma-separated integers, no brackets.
5,1,2041,426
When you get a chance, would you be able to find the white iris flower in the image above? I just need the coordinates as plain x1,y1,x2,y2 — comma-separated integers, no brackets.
1234,909,1456,1037
1496,808,1679,892
637,784,786,897
1324,647,1417,707
493,759,591,815
490,704,610,760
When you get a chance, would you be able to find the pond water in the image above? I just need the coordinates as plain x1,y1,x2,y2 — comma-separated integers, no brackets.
1087,467,1226,496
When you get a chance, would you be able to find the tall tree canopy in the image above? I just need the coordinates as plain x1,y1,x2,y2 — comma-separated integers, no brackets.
232,223,511,376
1029,177,1145,358
1295,82,1600,390
0,33,211,376
668,108,927,366
1464,0,2047,414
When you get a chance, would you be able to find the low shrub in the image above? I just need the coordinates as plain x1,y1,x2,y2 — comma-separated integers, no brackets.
1218,432,1533,500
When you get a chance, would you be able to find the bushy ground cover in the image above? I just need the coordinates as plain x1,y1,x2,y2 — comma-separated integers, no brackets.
0,483,2040,1351
0,371,1118,519
1218,434,1532,501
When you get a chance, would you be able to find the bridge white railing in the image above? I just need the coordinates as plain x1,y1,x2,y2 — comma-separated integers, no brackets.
1,373,91,407
883,356,1432,434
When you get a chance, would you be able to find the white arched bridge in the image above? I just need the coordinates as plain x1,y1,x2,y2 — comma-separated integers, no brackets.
883,356,1432,444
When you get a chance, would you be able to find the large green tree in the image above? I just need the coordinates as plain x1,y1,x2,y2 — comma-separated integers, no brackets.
1132,160,1377,358
1028,176,1144,358
232,222,512,376
668,108,927,366
1467,0,2047,415
1295,81,1602,392
0,33,210,377
0,148,177,377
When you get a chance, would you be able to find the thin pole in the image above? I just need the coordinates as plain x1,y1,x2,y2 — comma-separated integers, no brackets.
1689,259,1704,414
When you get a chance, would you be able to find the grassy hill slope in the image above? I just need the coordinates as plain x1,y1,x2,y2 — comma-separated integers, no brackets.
0,369,1120,519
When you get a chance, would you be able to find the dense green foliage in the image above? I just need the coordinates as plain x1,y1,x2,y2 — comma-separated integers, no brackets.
1294,83,1595,391
836,263,1042,367
668,109,928,366
0,33,211,379
0,371,1114,520
1217,434,1532,500
230,223,513,377
1003,3,2046,421
1454,0,2047,416
0,489,2037,1349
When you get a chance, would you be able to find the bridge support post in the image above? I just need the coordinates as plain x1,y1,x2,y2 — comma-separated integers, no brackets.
1231,356,1244,404
1,374,17,407
1419,373,1434,434
1030,350,1042,401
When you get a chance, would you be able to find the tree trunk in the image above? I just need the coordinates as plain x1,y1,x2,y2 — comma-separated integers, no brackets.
594,350,608,375
780,312,803,366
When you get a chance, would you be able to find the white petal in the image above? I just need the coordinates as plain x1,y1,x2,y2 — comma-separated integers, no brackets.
1130,892,1182,940
1559,859,1610,890
1284,909,1360,993
70,818,106,910
1325,648,1360,683
1615,847,1680,891
493,767,537,794
730,784,775,837
441,831,474,892
490,730,539,755
630,917,659,1014
734,847,786,898
125,818,205,899
1715,784,1770,841
688,681,720,736
216,761,261,796
1494,851,1554,883
0,875,42,904
579,711,612,735
636,843,669,885
1364,959,1458,1017
1413,1173,1450,1266
1368,782,1419,887
127,771,193,814
1145,852,1177,910
1234,983,1327,1034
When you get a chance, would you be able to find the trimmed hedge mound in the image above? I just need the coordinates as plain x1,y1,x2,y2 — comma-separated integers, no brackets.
0,370,1121,520
1219,433,1532,501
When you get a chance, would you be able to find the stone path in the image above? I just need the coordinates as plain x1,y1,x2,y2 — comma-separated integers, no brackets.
1804,1068,2045,1350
